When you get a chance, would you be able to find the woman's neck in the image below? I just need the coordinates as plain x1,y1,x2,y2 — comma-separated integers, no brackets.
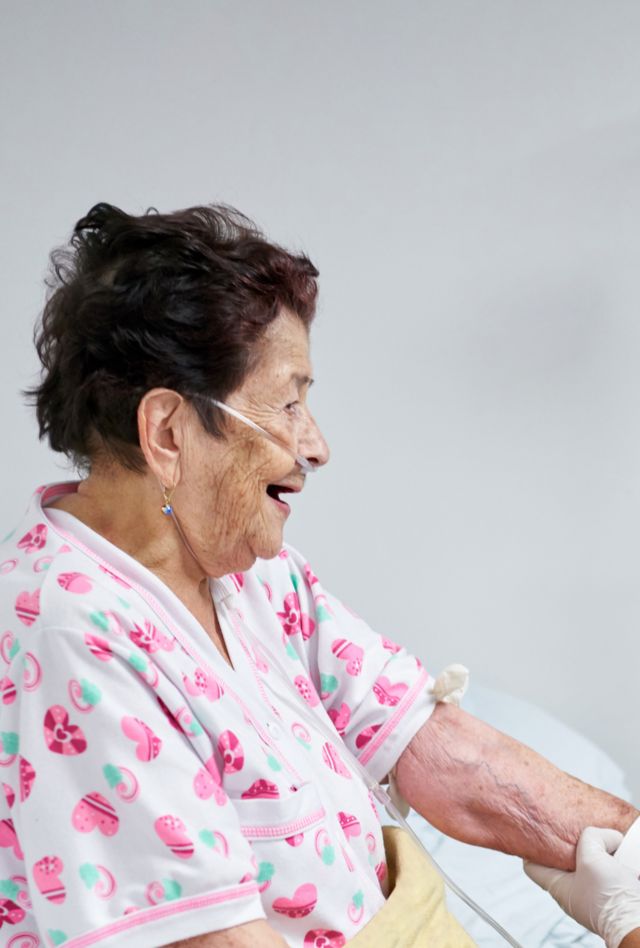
46,472,213,610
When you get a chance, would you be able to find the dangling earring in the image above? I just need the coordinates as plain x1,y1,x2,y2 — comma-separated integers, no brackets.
161,484,176,516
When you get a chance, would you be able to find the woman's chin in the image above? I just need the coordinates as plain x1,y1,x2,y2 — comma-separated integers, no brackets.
256,528,286,563
225,532,284,573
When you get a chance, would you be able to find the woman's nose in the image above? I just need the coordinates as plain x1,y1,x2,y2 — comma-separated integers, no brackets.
299,411,330,469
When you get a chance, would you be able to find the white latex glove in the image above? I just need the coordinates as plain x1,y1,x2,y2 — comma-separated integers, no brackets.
524,826,640,948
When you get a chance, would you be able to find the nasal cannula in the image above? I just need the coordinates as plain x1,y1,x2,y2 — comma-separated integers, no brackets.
163,395,525,947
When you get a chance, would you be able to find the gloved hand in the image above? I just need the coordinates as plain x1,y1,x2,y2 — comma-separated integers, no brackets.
524,826,640,948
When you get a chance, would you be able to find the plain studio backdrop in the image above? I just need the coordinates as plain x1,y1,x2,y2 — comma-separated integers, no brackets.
1,1,639,802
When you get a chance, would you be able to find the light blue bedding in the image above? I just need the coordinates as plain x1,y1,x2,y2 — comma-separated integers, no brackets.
378,684,632,947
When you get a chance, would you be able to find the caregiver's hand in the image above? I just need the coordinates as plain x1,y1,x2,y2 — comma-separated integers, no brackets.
524,826,640,948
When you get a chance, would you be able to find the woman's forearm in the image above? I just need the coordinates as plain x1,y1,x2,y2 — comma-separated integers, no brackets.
395,703,637,871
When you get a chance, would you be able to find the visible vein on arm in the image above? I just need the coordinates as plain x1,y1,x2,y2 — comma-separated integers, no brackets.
395,702,637,870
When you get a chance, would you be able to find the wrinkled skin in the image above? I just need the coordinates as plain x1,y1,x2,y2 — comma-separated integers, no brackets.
395,702,638,872
46,306,639,907
46,309,330,613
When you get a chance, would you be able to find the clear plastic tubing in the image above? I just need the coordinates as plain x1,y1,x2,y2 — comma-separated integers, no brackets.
244,623,525,948
166,493,523,947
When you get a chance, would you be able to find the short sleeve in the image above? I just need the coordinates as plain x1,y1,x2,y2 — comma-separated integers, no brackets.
270,545,439,785
3,624,266,947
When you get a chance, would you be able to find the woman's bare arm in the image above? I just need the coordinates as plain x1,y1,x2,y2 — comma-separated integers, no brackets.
621,930,640,948
395,702,638,871
167,919,289,947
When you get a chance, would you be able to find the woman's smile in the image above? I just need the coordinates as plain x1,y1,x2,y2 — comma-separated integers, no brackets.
266,479,304,516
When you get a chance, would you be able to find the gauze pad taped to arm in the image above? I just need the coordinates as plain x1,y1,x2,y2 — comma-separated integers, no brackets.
431,663,470,705
388,664,470,818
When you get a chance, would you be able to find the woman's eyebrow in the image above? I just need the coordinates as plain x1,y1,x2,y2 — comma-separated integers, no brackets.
292,373,314,389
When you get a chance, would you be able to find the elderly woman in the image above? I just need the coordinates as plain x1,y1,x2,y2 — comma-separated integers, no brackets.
0,202,636,948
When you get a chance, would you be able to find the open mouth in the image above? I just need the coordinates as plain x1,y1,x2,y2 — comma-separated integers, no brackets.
266,484,295,513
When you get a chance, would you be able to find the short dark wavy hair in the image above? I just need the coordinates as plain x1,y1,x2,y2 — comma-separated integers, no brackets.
23,202,319,474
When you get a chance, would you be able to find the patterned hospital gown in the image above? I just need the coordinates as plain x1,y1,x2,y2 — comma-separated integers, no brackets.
0,481,437,947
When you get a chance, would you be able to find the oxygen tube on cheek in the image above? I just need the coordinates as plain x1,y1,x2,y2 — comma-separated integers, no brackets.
158,409,524,946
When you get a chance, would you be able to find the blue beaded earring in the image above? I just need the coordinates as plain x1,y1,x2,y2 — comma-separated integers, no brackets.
161,484,175,516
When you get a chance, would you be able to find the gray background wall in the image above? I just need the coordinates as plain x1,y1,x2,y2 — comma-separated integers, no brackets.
2,1,639,801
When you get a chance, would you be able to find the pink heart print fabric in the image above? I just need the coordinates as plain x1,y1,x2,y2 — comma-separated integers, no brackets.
0,481,437,947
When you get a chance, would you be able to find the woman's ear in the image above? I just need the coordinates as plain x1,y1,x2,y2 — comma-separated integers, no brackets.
137,389,186,488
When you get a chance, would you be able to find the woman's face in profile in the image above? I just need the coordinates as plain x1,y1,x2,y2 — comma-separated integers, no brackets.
180,309,330,573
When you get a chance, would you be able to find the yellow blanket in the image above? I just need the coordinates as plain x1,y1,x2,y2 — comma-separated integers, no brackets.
346,826,477,947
